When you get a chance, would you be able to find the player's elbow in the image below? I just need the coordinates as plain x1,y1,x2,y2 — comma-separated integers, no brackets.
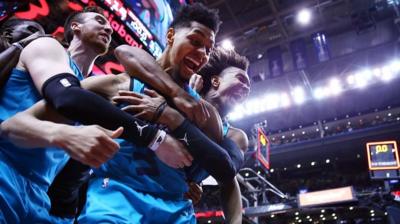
0,112,24,139
0,117,12,138
214,153,237,184
114,45,132,61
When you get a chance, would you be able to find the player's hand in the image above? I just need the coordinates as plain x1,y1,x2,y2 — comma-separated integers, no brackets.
189,74,204,93
185,182,203,204
155,134,193,169
172,91,210,128
18,32,49,48
113,89,166,122
53,125,123,168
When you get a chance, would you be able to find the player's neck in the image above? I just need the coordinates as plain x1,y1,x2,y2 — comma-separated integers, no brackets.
157,51,171,73
205,91,227,116
157,51,186,88
68,39,98,77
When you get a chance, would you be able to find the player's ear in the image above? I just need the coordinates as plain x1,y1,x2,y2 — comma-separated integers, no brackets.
211,76,220,88
166,28,175,46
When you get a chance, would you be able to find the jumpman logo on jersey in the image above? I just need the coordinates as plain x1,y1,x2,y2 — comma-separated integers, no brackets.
135,121,149,136
102,177,110,188
179,133,189,146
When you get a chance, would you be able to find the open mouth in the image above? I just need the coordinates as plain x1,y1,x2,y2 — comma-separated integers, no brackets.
229,87,249,104
183,56,201,73
99,34,109,44
230,93,243,104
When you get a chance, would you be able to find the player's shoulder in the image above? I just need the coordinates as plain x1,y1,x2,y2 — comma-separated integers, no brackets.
20,37,67,64
23,37,62,52
228,126,247,139
21,37,64,59
227,126,248,152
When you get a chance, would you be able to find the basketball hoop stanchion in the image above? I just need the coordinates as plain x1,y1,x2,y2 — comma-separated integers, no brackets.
256,128,270,170
238,168,287,199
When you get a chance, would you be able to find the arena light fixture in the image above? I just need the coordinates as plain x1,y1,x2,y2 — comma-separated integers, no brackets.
373,68,382,78
227,105,245,121
221,39,234,50
280,92,291,108
389,59,400,73
354,70,371,88
291,86,306,105
313,86,328,100
227,58,400,121
329,78,342,95
381,65,394,82
347,74,355,85
265,93,280,111
326,159,330,164
297,8,312,25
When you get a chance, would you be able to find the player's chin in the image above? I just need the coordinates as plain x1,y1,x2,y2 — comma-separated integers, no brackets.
94,43,109,55
180,67,194,82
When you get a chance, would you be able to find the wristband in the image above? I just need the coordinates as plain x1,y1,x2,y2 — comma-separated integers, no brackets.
151,101,168,123
12,42,23,50
148,129,167,151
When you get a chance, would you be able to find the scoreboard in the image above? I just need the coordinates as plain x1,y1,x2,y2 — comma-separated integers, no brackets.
366,141,400,170
366,141,400,179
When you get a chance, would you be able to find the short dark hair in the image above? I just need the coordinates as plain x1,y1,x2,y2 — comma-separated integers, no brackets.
0,18,36,31
169,3,220,34
198,47,250,94
64,6,104,43
0,18,43,51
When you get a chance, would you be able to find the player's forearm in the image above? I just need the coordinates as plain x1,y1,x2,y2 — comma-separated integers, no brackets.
0,44,21,89
114,45,184,98
158,101,222,142
171,119,237,183
0,111,68,148
157,105,185,130
220,177,243,224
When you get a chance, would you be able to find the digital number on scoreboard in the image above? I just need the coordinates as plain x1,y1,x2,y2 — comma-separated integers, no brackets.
366,141,400,170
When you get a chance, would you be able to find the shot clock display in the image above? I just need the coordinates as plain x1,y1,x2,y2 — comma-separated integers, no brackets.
366,141,400,171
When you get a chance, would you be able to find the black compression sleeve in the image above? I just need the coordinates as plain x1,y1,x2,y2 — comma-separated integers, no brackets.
220,137,244,171
171,119,236,183
47,159,90,218
42,73,157,147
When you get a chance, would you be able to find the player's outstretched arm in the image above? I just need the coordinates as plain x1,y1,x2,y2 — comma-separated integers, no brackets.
219,177,243,224
0,101,123,168
20,38,159,149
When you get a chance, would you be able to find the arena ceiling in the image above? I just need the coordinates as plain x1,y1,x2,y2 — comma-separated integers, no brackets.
201,0,396,61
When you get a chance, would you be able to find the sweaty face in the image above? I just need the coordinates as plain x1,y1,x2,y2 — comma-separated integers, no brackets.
214,66,250,112
76,12,113,55
9,21,45,43
168,22,215,82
